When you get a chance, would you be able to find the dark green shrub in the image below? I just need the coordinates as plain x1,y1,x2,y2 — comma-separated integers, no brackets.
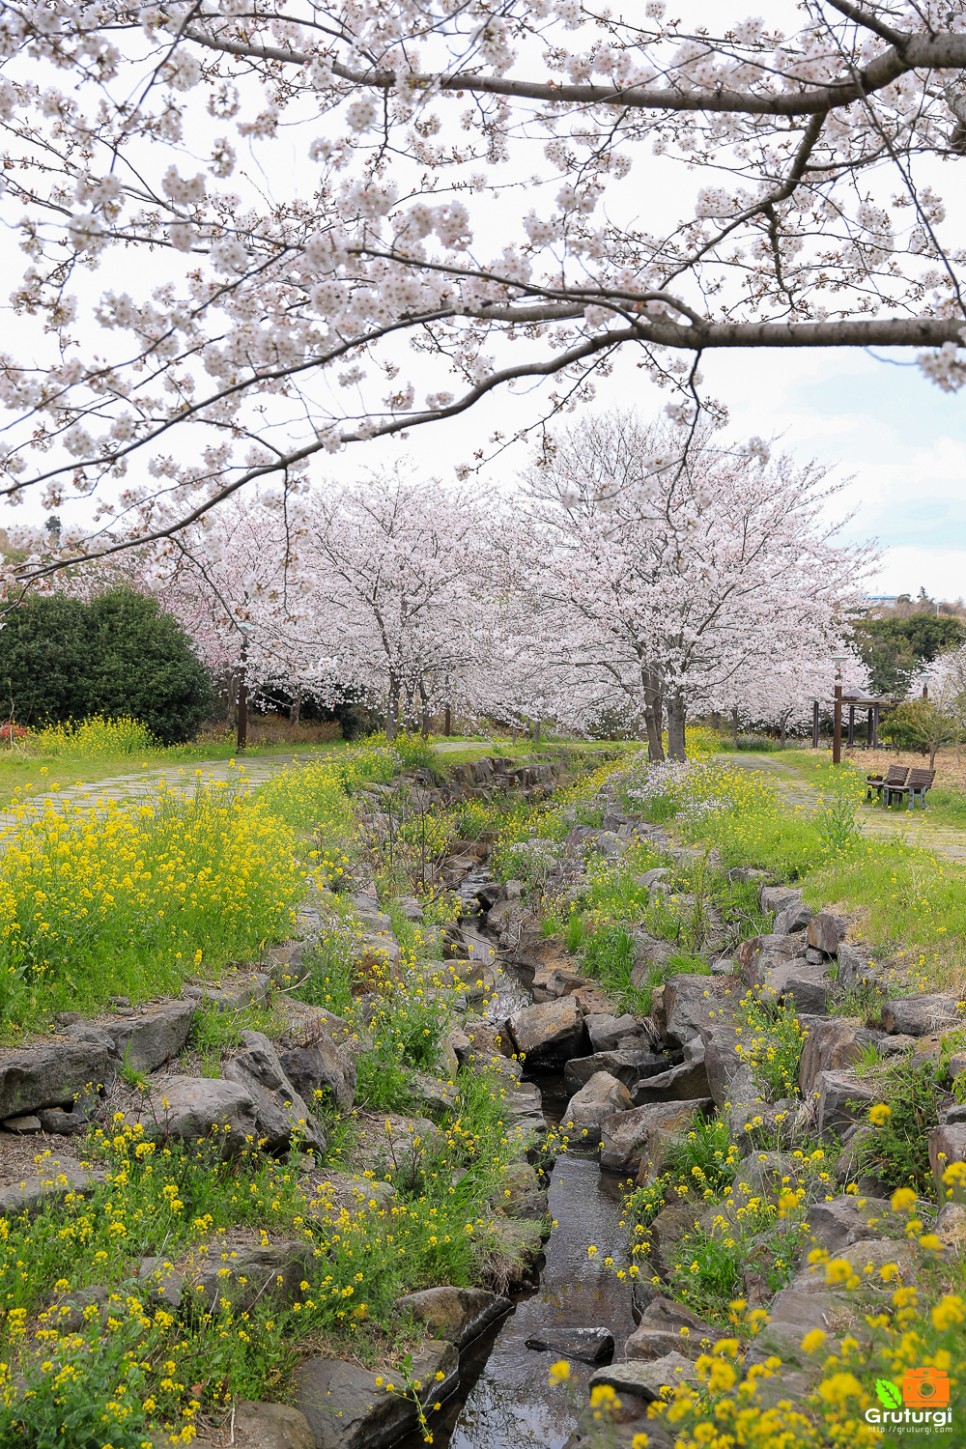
0,588,213,744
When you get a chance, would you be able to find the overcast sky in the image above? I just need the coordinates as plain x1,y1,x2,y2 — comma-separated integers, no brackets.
3,2,964,603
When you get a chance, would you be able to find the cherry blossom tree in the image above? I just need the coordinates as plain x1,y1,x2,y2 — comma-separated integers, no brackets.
522,411,871,759
714,647,869,744
2,4,966,566
298,473,489,736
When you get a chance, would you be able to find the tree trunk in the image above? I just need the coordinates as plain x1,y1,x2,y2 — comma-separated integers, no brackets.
532,719,542,743
643,669,665,762
418,680,432,737
731,706,740,747
386,677,400,740
666,690,687,761
289,690,301,726
779,712,789,746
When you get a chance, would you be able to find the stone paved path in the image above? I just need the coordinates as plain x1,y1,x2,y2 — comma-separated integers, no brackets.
724,752,966,862
0,752,317,840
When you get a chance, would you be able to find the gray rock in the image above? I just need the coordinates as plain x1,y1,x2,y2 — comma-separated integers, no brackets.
135,1257,185,1310
494,1160,549,1219
564,1050,665,1094
398,1286,511,1349
600,1101,705,1176
629,932,677,991
816,1069,876,1136
805,1194,891,1252
700,1021,743,1108
660,975,717,1047
531,962,589,1002
585,1013,643,1054
293,1340,458,1449
882,995,961,1036
563,1072,634,1142
762,959,830,1015
526,1326,614,1364
2,1113,42,1133
799,1020,879,1096
631,1041,710,1104
759,884,804,915
0,1038,113,1120
189,1239,314,1313
223,1401,315,1449
589,1352,699,1402
0,1164,105,1220
508,996,585,1066
929,1121,966,1195
735,933,803,988
279,1032,356,1113
458,1018,514,1065
37,1106,86,1136
505,1080,546,1135
224,1031,325,1154
128,1074,257,1155
625,1296,714,1361
107,999,196,1074
806,912,845,955
835,944,874,991
774,897,812,935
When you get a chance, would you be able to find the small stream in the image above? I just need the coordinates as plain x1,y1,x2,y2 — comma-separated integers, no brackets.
400,866,638,1448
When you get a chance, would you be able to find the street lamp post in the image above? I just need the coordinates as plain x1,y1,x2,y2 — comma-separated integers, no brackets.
832,654,846,765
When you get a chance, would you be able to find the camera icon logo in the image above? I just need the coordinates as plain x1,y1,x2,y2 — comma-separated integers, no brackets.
902,1368,950,1408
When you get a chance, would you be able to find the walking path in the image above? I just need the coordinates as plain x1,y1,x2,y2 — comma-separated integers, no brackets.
724,752,966,862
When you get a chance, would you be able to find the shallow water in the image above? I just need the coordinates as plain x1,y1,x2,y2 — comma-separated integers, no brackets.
404,1155,634,1449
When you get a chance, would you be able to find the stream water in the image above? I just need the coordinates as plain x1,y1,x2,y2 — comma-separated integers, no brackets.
398,867,637,1448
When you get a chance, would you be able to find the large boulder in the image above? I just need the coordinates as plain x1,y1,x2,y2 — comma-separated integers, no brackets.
106,999,196,1074
599,1101,704,1177
130,1075,258,1155
0,1038,114,1120
397,1286,511,1349
563,1072,633,1142
799,1020,879,1096
806,913,845,956
525,1326,614,1364
929,1121,966,1197
805,1195,891,1253
589,1353,699,1403
735,934,803,988
816,1069,876,1136
279,1025,357,1113
699,1020,744,1107
773,896,812,935
564,1049,666,1094
218,1401,314,1449
881,996,961,1037
759,884,804,916
585,1013,647,1053
224,1031,326,1154
0,1163,105,1220
293,1341,458,1449
625,1296,714,1362
761,959,831,1015
508,997,585,1066
189,1239,314,1313
531,962,590,1002
631,1040,710,1104
658,975,717,1047
493,1160,549,1219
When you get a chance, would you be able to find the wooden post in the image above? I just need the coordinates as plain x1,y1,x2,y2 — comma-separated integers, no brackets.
812,701,820,749
847,704,855,748
867,707,873,748
832,680,843,765
872,703,880,749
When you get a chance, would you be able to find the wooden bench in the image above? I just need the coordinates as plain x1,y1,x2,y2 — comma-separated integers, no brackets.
866,764,907,803
884,767,935,811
